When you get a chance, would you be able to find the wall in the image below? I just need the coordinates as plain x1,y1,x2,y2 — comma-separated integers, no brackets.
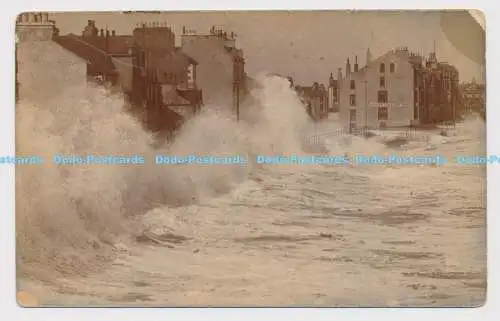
154,52,191,87
132,27,175,53
16,13,54,42
167,105,196,119
327,85,339,112
181,35,235,108
17,40,87,103
339,52,414,129
112,57,134,93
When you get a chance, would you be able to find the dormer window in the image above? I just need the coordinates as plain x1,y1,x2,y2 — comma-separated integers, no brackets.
380,63,385,73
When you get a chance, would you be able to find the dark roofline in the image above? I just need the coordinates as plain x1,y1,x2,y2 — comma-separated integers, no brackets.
53,34,117,71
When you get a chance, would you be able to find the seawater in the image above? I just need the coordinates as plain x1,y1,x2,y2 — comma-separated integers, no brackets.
16,74,486,307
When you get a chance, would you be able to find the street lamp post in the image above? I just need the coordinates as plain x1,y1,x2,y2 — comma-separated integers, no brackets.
452,77,457,128
233,57,242,122
362,80,368,131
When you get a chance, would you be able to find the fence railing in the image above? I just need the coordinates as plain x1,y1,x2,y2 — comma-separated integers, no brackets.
302,125,453,146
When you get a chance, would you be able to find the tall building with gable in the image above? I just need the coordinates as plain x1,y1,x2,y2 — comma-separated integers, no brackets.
337,46,459,131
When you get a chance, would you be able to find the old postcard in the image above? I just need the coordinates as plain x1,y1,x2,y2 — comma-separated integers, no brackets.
15,10,486,307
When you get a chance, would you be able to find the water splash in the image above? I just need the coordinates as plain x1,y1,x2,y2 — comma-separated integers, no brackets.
16,74,312,280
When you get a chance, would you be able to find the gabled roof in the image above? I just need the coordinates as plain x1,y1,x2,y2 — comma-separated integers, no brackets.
352,48,425,75
53,34,117,71
54,34,133,59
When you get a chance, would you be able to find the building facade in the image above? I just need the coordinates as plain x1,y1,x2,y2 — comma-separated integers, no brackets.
180,26,246,115
414,54,460,124
129,24,202,132
338,47,460,131
295,82,329,121
459,78,485,117
15,13,87,103
327,72,340,112
51,20,203,134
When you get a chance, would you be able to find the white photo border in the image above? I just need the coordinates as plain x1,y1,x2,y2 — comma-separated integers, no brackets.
1,1,496,320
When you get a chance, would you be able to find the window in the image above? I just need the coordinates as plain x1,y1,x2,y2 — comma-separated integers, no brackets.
390,63,395,73
377,90,388,103
350,80,356,90
349,109,356,122
380,76,385,87
378,107,388,120
380,63,385,73
349,94,356,106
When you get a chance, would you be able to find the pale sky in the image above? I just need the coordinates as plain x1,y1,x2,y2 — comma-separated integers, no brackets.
49,11,485,86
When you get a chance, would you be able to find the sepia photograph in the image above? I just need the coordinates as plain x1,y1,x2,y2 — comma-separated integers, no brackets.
14,10,486,307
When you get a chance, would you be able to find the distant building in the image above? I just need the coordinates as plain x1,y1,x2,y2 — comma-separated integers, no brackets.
180,26,246,115
414,53,460,125
327,71,340,112
295,82,329,121
459,78,485,116
337,47,460,131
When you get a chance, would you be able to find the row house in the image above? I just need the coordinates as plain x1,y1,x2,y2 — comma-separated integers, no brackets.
52,20,203,134
295,82,329,121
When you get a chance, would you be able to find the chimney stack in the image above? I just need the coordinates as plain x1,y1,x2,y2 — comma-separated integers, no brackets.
346,58,351,76
366,48,372,65
100,29,104,37
354,56,359,72
337,68,343,82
